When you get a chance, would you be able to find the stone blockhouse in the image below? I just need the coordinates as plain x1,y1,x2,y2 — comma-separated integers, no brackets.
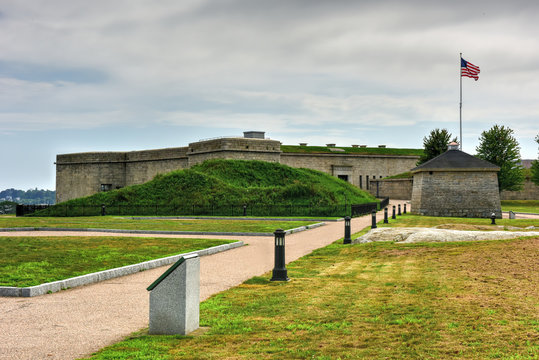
410,144,501,218
55,131,420,203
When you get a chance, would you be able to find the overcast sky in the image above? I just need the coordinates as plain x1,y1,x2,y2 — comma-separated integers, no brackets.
1,0,538,191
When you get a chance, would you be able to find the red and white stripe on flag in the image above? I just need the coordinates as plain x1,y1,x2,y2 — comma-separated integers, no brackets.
461,58,480,81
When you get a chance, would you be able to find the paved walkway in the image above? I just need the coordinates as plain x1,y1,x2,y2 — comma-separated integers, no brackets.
0,205,393,360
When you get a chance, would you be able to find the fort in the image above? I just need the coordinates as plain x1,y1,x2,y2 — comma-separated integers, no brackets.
55,131,421,203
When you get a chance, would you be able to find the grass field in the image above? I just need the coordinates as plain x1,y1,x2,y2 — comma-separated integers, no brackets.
0,236,235,287
501,200,539,214
376,213,539,230
84,215,539,360
0,216,319,233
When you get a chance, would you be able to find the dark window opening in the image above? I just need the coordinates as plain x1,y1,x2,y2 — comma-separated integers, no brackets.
101,184,112,192
366,175,369,190
338,175,349,182
359,175,363,189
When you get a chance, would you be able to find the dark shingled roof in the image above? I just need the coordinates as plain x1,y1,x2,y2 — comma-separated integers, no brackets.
411,149,500,173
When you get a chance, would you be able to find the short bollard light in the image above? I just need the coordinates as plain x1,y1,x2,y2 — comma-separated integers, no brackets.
398,204,401,216
392,205,396,219
270,229,289,281
383,207,389,224
343,216,351,244
404,203,407,214
371,210,377,229
243,204,247,216
491,212,496,225
101,204,106,216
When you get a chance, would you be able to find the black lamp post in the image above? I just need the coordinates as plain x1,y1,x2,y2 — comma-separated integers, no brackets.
403,203,407,214
384,207,388,224
398,204,401,216
343,216,351,244
101,204,106,216
271,229,289,281
371,210,377,229
392,205,396,219
490,212,496,225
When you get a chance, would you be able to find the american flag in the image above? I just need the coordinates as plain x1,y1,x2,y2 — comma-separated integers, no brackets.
461,58,480,81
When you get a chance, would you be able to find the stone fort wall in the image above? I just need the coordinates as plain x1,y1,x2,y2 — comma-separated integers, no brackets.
367,178,413,200
280,153,417,190
55,134,420,203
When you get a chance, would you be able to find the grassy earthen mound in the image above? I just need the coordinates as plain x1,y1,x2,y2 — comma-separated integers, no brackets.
38,159,377,216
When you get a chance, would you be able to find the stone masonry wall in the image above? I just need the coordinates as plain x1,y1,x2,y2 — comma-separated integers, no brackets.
187,138,281,166
56,148,188,203
125,147,189,186
501,180,539,200
411,171,501,218
368,178,413,199
56,138,420,203
56,153,127,203
280,153,418,190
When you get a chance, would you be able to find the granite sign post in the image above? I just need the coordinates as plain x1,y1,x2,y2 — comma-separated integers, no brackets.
147,253,200,335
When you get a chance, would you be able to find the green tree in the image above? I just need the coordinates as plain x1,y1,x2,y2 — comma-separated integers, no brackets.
531,134,539,186
417,128,457,165
476,125,524,192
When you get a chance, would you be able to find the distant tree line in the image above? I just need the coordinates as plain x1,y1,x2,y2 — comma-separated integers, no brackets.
0,188,55,205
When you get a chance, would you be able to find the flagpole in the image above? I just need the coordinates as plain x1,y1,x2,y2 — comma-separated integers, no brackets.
459,52,463,150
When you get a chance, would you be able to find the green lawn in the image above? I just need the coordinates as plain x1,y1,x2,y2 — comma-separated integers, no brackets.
0,236,235,287
501,200,539,214
0,216,319,233
84,218,539,359
376,213,539,230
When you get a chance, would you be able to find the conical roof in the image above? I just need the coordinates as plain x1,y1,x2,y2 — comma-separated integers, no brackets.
411,148,499,173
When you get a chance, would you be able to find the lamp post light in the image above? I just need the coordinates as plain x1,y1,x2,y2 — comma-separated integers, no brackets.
384,207,388,224
270,229,289,281
371,210,377,229
392,205,396,219
343,216,351,244
490,212,496,225
101,204,106,216
403,203,407,214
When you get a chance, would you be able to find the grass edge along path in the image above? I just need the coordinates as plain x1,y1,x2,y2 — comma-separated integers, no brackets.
84,228,538,359
0,217,320,234
0,236,236,288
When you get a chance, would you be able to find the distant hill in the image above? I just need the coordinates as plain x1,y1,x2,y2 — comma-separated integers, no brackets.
40,159,377,217
0,188,55,205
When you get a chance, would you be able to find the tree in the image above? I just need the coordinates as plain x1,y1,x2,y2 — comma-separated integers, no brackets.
476,125,524,192
417,128,457,165
531,134,539,186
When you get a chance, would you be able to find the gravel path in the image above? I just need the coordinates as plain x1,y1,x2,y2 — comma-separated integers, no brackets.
0,207,388,360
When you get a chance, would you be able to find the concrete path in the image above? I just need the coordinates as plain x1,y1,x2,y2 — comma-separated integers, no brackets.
0,206,393,360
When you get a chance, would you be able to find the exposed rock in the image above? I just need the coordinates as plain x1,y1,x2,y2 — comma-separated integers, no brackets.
353,227,539,244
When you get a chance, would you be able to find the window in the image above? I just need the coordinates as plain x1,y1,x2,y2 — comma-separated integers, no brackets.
338,175,349,182
359,175,363,189
100,184,112,192
366,175,369,190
